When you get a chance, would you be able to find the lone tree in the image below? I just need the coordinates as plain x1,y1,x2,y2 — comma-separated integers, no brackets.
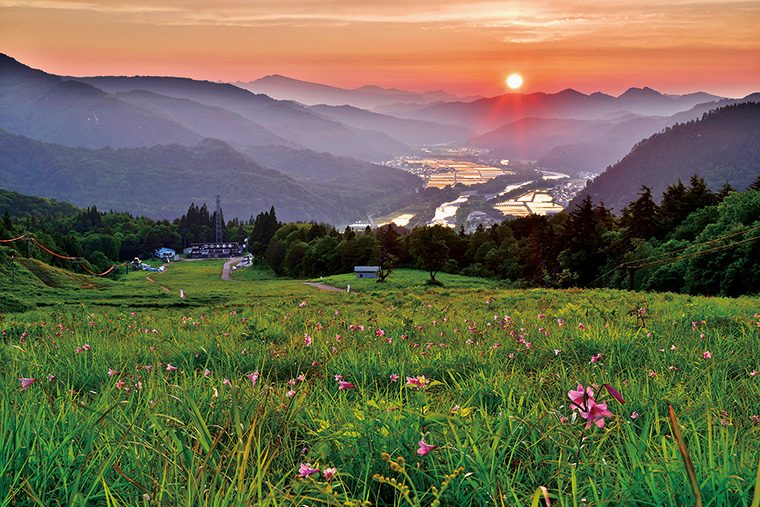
410,225,451,284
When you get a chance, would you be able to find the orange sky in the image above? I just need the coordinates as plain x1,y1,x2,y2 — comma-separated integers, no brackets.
2,0,759,97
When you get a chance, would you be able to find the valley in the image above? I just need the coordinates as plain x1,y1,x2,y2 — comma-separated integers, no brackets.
374,147,591,230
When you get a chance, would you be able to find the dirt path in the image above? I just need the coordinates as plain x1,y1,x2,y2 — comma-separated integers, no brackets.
304,282,344,292
221,257,243,280
145,274,171,293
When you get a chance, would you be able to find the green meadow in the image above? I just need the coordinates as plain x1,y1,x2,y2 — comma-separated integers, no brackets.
1,259,759,506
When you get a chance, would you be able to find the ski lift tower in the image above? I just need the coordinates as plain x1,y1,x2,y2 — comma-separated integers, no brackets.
215,194,223,243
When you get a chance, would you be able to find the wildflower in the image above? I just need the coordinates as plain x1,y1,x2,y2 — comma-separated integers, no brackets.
578,323,585,330
337,380,355,390
417,437,436,456
166,363,178,372
335,334,342,342
298,463,319,478
246,371,259,385
389,374,399,382
116,380,126,390
590,354,602,363
405,375,429,388
376,328,385,337
334,374,344,381
47,374,56,382
630,411,640,420
323,467,337,481
82,343,91,351
304,334,312,347
648,371,658,378
554,349,562,356
702,351,712,359
108,368,120,377
557,318,565,327
204,368,212,378
223,378,231,386
604,384,626,405
298,301,307,308
751,415,759,424
751,370,759,377
19,377,36,390
568,384,594,409
286,389,296,398
580,398,614,429
670,344,677,351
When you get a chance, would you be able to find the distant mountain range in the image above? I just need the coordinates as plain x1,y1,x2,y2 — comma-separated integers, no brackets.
235,74,481,110
2,52,757,224
571,102,760,211
471,94,760,174
380,87,726,132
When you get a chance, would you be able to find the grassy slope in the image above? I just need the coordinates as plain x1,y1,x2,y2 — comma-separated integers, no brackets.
0,259,758,505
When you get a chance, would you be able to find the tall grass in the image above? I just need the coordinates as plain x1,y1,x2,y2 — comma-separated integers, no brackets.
0,263,758,505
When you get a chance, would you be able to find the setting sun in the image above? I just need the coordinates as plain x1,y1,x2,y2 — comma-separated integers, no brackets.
506,73,523,90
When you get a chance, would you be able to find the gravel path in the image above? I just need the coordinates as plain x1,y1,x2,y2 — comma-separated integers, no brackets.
221,257,243,280
304,282,343,292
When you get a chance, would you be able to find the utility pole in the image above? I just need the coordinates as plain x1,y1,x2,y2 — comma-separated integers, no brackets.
215,194,223,244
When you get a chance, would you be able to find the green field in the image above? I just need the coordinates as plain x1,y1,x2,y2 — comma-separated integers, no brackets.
1,259,759,506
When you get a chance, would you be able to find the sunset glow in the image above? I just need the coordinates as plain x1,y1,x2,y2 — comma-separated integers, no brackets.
506,73,524,90
1,1,759,96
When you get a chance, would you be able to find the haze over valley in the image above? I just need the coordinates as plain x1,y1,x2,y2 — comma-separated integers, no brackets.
1,53,757,230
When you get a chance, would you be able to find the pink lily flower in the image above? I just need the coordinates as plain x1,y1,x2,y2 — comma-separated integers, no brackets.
298,463,319,478
108,368,120,377
417,437,437,456
568,384,594,409
389,374,399,382
304,334,312,347
337,380,355,390
246,371,259,385
580,398,614,429
286,389,296,398
204,368,212,378
323,467,337,481
590,354,602,363
166,363,178,372
703,351,712,359
19,377,36,390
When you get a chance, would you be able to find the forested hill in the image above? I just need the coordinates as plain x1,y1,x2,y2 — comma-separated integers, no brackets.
572,102,760,211
0,189,79,218
0,129,417,223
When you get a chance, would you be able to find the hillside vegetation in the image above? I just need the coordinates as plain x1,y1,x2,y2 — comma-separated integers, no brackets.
575,102,760,211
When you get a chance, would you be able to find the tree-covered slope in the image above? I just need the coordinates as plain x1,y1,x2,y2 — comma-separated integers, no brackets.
0,188,79,217
572,102,760,211
0,130,416,223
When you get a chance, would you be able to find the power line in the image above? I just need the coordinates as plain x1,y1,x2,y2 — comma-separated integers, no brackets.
588,223,760,287
625,234,760,270
0,234,125,276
